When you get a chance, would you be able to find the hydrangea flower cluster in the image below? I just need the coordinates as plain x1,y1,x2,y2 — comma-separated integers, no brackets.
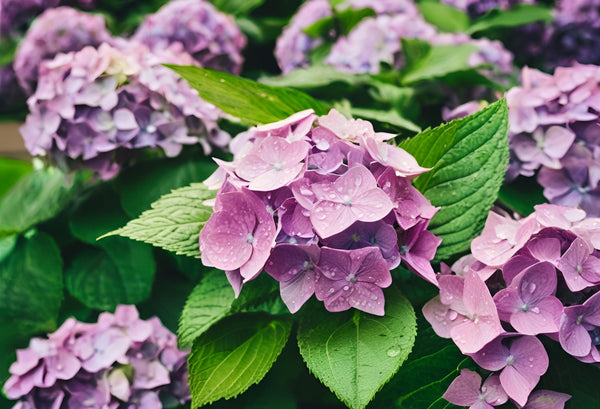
423,203,600,407
199,109,441,316
506,64,600,216
3,305,190,409
21,41,227,179
544,0,600,68
132,0,247,75
275,0,514,80
13,6,113,95
440,0,536,18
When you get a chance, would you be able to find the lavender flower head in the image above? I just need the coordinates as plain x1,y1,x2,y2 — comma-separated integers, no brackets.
13,6,113,95
133,0,246,75
424,204,600,406
275,0,514,82
3,305,190,409
21,41,228,179
0,0,59,38
199,108,441,316
440,0,536,18
506,64,600,216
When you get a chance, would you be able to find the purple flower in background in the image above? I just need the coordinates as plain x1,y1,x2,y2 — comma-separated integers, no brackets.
133,0,246,74
315,247,392,315
493,262,562,335
13,6,113,95
559,291,600,358
523,389,571,409
443,369,508,409
440,0,536,18
556,237,600,291
471,335,549,406
201,108,440,314
4,305,190,409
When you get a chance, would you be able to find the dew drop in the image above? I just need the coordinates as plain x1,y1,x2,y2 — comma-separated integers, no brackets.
387,349,400,357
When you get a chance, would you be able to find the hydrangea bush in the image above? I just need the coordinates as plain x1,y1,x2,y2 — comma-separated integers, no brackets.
3,305,190,409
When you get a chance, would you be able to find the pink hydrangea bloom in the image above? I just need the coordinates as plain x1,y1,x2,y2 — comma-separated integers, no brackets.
443,369,508,409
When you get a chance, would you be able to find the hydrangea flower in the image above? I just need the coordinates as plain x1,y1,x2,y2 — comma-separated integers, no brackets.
275,0,514,82
133,0,246,74
21,41,227,179
424,204,599,406
506,64,600,216
440,0,536,18
443,369,508,409
200,108,440,315
13,6,113,95
3,305,190,409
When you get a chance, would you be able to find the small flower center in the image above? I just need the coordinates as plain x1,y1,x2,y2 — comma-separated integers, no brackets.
577,315,584,325
303,261,313,270
246,233,254,244
506,355,515,366
346,273,357,283
520,303,530,312
351,233,361,242
399,245,409,255
369,236,377,244
273,162,283,171
577,264,583,275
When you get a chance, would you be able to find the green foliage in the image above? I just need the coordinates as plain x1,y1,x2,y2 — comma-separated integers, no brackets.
401,99,509,259
65,236,156,310
179,271,281,347
0,233,63,383
467,4,553,35
108,183,215,258
417,1,469,33
116,156,218,217
498,177,547,217
209,0,265,15
189,314,292,407
261,65,370,89
0,168,81,238
373,319,469,409
350,107,421,133
166,65,328,125
400,39,479,85
303,7,376,37
297,287,417,409
0,158,32,199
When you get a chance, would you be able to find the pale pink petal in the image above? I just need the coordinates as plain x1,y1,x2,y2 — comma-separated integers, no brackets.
280,269,317,313
311,201,356,238
442,369,481,406
500,365,537,407
482,375,508,405
422,296,467,338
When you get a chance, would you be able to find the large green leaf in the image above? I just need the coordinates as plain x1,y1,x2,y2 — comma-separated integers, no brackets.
166,65,328,125
178,270,281,347
107,183,215,258
467,4,553,35
65,237,156,310
260,65,370,89
0,233,63,383
209,0,264,15
400,99,509,259
417,1,469,33
400,39,479,85
189,314,292,407
0,168,80,237
373,319,470,409
0,158,32,199
297,287,417,409
116,156,217,217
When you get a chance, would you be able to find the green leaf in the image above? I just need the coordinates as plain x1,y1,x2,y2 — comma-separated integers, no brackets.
303,7,376,37
108,183,215,258
209,0,264,15
179,270,281,347
116,156,217,217
65,236,156,310
69,184,130,244
297,287,417,409
467,4,553,35
350,107,421,133
400,39,479,85
260,65,370,89
0,232,63,384
0,232,63,335
400,99,509,260
417,1,470,33
165,64,328,125
0,167,80,237
373,319,470,409
189,314,292,407
0,158,32,199
0,235,16,263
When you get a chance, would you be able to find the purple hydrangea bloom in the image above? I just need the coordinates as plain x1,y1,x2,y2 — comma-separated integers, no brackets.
471,335,549,407
440,0,536,18
133,0,246,75
3,305,190,409
442,369,508,409
0,0,60,38
13,6,113,95
559,291,600,359
505,64,600,216
200,108,440,315
21,41,228,179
